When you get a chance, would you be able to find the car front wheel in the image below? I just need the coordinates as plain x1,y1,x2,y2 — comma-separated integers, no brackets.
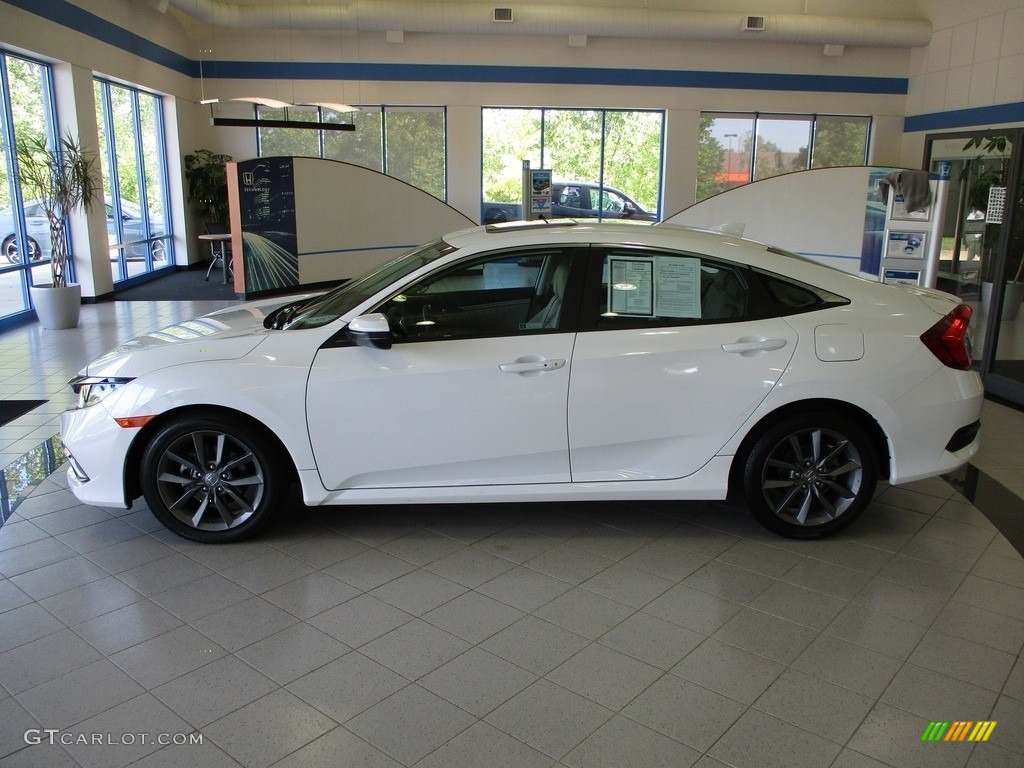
740,412,877,538
140,414,284,543
3,235,41,263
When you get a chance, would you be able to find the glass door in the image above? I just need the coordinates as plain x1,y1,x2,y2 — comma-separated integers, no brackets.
927,129,1024,405
987,138,1024,402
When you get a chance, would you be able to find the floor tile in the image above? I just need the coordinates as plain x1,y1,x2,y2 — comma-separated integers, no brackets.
151,654,279,727
0,627,102,694
597,611,704,670
670,637,785,705
346,684,476,765
191,596,299,653
791,633,902,699
419,647,537,717
708,709,842,768
621,674,745,751
486,678,613,759
307,594,414,648
753,667,874,742
360,618,471,680
259,571,360,620
264,726,401,768
562,714,701,768
18,658,145,729
38,574,143,625
421,589,525,644
546,643,661,710
203,689,336,768
235,622,350,684
480,616,590,676
414,720,554,768
110,625,226,689
286,651,409,723
72,598,184,655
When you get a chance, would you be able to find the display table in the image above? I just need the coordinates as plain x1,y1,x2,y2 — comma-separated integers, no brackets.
198,233,232,285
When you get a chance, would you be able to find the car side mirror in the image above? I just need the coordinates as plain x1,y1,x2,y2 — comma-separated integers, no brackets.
347,313,393,350
622,202,637,217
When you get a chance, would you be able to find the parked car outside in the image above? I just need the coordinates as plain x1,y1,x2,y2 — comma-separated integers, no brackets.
61,220,982,543
483,181,657,223
0,197,166,264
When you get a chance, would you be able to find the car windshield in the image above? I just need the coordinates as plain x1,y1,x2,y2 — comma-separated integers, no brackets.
285,239,456,329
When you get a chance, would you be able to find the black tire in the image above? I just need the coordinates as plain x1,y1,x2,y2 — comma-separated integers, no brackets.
740,411,877,539
140,414,285,543
3,235,41,263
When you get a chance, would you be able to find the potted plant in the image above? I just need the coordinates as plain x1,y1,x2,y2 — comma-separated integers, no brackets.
183,149,232,226
15,131,101,329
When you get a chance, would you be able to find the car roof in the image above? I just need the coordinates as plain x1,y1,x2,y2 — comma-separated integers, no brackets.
447,219,757,255
440,218,875,293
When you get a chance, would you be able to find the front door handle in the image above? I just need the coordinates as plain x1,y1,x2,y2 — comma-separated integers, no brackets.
722,337,787,355
499,358,566,374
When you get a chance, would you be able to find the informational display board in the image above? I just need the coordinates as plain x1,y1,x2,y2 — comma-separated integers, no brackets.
236,157,299,293
878,162,950,288
522,162,552,221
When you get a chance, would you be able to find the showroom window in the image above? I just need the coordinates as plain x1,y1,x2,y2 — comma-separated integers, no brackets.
482,107,664,222
696,113,871,201
0,51,59,328
94,78,173,284
256,105,446,201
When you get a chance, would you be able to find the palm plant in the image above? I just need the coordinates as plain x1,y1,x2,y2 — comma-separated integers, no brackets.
15,132,101,288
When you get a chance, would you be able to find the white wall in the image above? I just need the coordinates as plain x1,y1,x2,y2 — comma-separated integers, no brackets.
901,0,1024,158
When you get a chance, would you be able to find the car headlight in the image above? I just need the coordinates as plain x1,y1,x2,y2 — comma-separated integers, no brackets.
69,375,134,408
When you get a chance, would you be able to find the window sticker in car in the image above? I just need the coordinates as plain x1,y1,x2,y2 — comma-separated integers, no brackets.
607,255,701,318
609,257,654,316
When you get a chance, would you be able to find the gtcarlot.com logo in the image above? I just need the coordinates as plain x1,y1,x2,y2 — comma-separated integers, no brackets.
24,729,202,747
921,721,997,743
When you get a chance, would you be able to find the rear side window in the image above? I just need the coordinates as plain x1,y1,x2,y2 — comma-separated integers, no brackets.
593,249,749,329
748,269,849,317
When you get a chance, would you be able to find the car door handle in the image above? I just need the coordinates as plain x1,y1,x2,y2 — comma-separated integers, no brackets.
721,337,788,355
499,358,566,374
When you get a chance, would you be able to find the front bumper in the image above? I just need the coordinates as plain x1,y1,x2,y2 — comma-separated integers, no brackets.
61,406,136,509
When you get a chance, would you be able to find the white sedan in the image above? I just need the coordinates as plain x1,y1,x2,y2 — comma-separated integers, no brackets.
61,221,983,543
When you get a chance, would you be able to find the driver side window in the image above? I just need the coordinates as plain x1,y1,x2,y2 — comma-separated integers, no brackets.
376,248,575,342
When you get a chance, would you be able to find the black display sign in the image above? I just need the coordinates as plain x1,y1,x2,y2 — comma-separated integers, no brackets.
236,157,299,293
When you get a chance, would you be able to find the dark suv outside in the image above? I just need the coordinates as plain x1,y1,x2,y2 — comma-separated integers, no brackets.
482,181,657,224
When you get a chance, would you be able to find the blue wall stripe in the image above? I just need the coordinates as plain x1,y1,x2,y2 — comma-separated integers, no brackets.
3,0,192,76
4,0,906,95
904,102,1024,133
204,60,906,94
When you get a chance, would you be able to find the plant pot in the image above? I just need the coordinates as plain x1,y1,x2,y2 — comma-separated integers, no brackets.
29,282,82,329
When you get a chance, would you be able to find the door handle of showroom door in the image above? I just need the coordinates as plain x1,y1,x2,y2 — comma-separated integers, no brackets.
499,358,566,374
721,337,787,355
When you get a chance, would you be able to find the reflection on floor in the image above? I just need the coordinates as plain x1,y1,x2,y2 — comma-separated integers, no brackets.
0,300,1022,768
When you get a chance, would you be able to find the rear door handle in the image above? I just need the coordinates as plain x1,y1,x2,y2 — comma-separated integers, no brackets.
499,358,566,374
722,338,787,355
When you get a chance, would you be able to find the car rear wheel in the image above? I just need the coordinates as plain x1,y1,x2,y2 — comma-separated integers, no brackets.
140,414,284,543
740,411,877,538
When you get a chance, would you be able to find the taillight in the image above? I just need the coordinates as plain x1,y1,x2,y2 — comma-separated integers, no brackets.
920,303,973,370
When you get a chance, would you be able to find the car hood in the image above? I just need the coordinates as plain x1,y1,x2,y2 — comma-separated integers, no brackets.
80,293,319,378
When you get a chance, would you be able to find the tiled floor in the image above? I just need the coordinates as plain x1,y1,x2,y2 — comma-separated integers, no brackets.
1,300,1023,768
